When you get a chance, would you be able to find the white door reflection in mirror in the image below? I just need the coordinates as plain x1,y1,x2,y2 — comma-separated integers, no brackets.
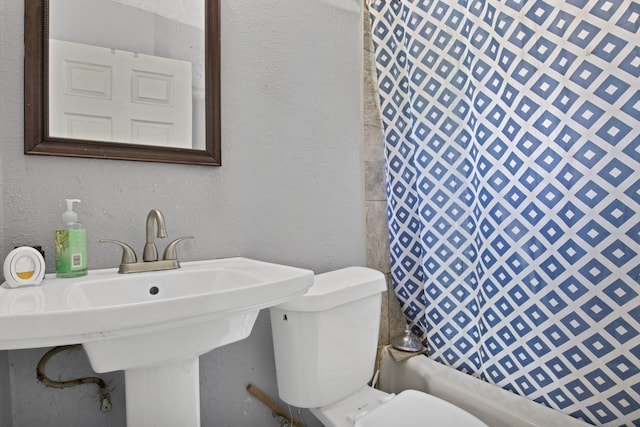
48,0,204,149
49,40,192,148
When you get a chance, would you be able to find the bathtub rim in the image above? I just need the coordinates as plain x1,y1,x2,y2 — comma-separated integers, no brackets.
378,347,591,427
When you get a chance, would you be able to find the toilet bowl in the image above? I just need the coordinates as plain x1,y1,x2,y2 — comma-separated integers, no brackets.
269,267,488,427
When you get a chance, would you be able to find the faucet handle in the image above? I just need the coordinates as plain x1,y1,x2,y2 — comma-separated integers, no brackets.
99,239,138,264
162,236,194,261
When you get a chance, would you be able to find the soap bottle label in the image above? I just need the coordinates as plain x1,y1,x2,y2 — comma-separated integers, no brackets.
55,229,88,278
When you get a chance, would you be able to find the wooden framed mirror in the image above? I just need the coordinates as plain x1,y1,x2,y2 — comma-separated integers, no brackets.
24,0,221,166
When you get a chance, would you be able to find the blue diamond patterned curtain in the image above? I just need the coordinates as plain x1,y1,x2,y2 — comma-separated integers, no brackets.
369,0,640,425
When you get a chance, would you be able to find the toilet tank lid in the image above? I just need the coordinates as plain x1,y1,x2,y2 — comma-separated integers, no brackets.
274,267,386,312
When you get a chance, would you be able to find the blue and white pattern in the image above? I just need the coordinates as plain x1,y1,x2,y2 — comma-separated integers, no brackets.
369,0,640,425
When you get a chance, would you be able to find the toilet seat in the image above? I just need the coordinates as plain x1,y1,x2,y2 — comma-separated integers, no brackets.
355,390,488,427
310,386,390,427
311,387,488,427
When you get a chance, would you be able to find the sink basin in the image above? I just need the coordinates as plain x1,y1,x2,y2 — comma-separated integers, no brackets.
0,257,313,426
67,266,268,308
0,257,313,367
0,257,312,351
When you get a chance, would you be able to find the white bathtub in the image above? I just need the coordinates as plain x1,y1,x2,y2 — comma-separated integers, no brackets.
378,348,591,427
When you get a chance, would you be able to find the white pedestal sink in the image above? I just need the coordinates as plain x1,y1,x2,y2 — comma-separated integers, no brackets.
0,257,314,426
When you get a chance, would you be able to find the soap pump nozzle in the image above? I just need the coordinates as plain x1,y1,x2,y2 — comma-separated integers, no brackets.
62,199,81,224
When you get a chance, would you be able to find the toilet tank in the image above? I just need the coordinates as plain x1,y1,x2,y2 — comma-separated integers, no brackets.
269,267,387,409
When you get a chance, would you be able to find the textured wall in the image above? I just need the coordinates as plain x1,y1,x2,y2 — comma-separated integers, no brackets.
0,0,15,424
0,0,364,425
0,351,9,427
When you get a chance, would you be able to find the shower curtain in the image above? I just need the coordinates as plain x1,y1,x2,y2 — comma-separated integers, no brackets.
369,1,639,425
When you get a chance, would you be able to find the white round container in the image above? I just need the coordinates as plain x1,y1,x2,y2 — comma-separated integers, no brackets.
3,246,45,288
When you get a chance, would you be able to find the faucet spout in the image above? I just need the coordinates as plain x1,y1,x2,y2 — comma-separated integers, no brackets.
143,209,167,261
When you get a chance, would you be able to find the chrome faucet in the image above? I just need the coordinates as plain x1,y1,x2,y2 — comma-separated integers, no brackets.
143,208,168,262
100,209,193,274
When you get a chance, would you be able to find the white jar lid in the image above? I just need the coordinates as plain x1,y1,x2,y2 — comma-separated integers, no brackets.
3,247,45,288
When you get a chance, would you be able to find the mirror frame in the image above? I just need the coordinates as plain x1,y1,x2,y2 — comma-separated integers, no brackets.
24,0,221,166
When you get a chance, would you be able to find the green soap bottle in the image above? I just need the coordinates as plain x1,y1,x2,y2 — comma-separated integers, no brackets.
55,199,88,278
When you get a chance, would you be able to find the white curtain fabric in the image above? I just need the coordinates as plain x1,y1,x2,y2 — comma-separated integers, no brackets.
369,1,640,425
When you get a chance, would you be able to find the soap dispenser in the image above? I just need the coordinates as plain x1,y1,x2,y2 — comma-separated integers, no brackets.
54,199,88,278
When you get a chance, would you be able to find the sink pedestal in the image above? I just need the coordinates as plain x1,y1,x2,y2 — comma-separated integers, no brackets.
125,358,200,427
83,311,262,427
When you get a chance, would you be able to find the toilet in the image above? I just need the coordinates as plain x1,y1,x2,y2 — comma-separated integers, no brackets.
269,267,488,427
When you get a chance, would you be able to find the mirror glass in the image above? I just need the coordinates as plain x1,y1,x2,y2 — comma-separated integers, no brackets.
25,0,220,165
